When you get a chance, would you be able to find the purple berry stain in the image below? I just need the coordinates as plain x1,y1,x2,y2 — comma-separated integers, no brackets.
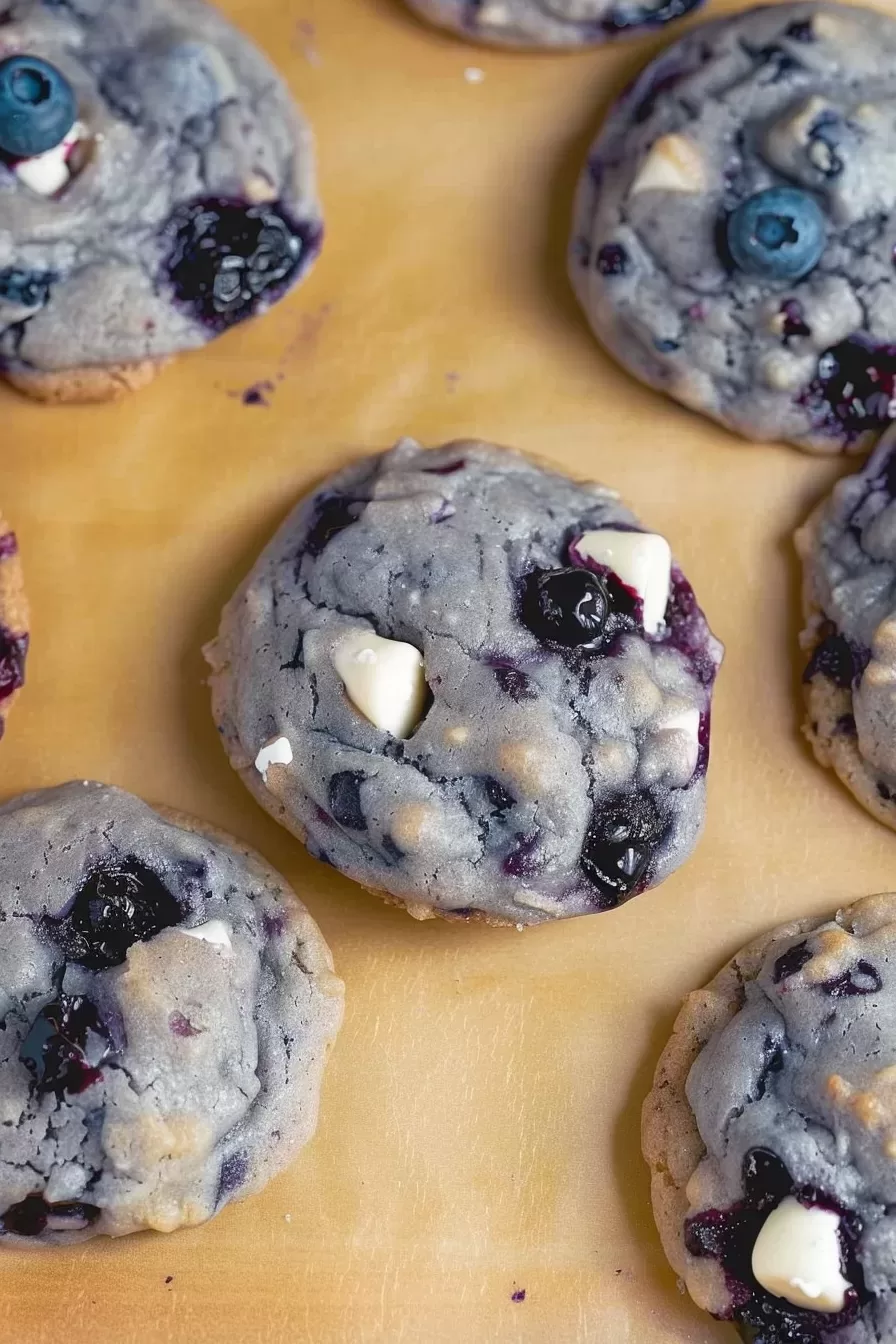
0,530,18,558
803,629,869,689
0,625,27,702
240,380,275,407
772,941,812,984
511,1289,526,1303
597,243,629,277
169,1011,202,1039
20,995,112,1095
490,661,538,702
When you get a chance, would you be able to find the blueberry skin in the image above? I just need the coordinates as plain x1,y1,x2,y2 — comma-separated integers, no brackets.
0,56,76,159
726,187,826,282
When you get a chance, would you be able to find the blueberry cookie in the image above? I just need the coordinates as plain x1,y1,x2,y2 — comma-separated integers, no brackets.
643,893,896,1344
0,510,27,740
571,3,896,453
796,430,896,829
205,439,722,928
0,782,343,1244
404,0,703,49
0,0,320,404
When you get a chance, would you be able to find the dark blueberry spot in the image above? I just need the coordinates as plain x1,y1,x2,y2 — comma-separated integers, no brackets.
772,941,812,983
597,243,629,277
381,835,404,863
177,858,208,886
491,663,538,702
779,299,811,343
0,55,76,159
836,713,856,736
422,459,465,475
785,19,815,41
281,633,305,671
580,793,664,908
0,268,54,309
45,859,183,971
821,959,882,998
164,198,318,332
241,380,274,407
0,626,27,702
484,777,515,814
262,912,286,938
216,1152,249,1205
754,1036,784,1102
511,1289,526,1302
303,495,366,558
2,1196,99,1238
878,780,892,801
601,0,701,36
521,568,610,651
503,832,543,879
169,1011,202,1038
20,994,112,1095
328,772,367,831
726,188,826,282
653,338,679,353
165,1276,174,1285
802,336,896,442
803,631,869,689
0,531,17,558
753,45,804,81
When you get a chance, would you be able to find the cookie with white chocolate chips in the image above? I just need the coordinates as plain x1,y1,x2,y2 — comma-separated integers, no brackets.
205,439,722,927
0,0,320,402
404,0,703,50
571,2,896,452
797,430,896,830
0,509,28,741
0,782,343,1244
643,894,896,1344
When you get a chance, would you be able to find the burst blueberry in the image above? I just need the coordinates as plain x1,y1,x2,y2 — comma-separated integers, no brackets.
0,55,76,159
20,994,112,1096
521,567,610,650
46,859,182,970
726,187,826,282
580,793,663,905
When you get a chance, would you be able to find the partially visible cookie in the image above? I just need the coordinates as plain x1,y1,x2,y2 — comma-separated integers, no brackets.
0,511,28,739
644,895,896,1343
0,0,321,402
797,431,896,829
571,3,896,452
0,782,343,1244
206,438,722,927
404,0,703,48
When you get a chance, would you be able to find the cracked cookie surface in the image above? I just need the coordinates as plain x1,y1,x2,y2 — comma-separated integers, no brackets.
206,438,722,927
0,510,28,741
0,0,320,400
643,894,896,1344
571,2,896,453
404,0,703,49
797,429,896,831
0,782,343,1244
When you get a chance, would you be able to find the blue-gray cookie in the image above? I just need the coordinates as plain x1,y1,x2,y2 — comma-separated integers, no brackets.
571,3,896,453
0,782,343,1244
206,438,722,927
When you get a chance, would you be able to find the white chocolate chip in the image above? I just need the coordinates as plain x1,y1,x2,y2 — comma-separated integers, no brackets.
478,0,511,20
181,920,233,952
254,735,293,782
629,134,706,198
574,530,672,634
751,1198,851,1314
15,122,86,197
332,631,427,739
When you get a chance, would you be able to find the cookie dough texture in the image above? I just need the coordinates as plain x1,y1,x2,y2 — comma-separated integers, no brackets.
798,431,896,830
404,0,703,48
0,0,320,401
571,2,896,452
643,895,896,1342
0,512,28,739
0,783,343,1244
206,438,722,927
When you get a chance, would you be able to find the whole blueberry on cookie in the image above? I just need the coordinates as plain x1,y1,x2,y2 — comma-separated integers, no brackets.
0,0,321,404
643,894,896,1344
797,430,896,829
0,510,28,741
0,782,343,1244
404,0,703,49
571,3,896,452
205,439,722,927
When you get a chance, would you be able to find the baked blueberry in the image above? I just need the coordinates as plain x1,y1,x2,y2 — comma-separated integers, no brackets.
0,55,76,159
206,439,722,926
404,0,703,48
0,782,343,1244
643,895,896,1343
0,507,28,741
571,2,896,451
0,0,322,404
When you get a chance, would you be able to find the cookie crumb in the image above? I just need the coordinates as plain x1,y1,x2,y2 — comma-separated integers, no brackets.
285,1213,292,1223
165,1276,174,1285
511,1289,526,1302
464,67,485,83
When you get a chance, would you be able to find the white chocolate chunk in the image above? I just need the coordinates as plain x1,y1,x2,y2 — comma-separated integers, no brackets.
630,134,706,198
254,735,293,782
333,630,427,738
15,123,86,197
575,530,672,634
751,1198,851,1313
181,920,233,952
